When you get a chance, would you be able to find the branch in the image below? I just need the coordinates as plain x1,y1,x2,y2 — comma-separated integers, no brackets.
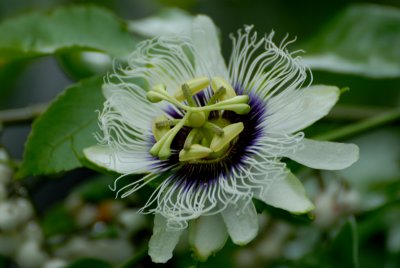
0,103,48,125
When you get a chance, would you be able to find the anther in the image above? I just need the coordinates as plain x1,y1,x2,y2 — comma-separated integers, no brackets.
210,122,244,153
183,128,201,150
173,77,210,102
152,115,171,141
203,122,224,136
181,84,196,107
179,144,213,162
207,87,226,105
211,77,237,100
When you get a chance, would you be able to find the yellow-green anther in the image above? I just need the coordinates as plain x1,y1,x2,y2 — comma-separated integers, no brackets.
184,128,201,150
211,77,237,100
205,95,250,114
207,87,226,105
210,122,244,152
215,95,249,106
173,77,209,102
179,144,213,162
150,117,186,159
152,115,171,141
155,119,181,128
203,121,224,136
187,111,206,127
219,104,251,114
181,84,196,107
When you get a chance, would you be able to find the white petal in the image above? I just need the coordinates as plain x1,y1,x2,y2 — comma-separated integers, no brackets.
221,200,258,245
284,138,359,170
83,145,153,174
149,214,183,263
191,15,228,78
189,215,228,261
267,85,339,133
128,8,193,37
255,172,314,214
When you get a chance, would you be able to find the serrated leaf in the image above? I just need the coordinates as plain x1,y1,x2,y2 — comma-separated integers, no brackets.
0,5,137,59
302,4,400,78
17,76,104,178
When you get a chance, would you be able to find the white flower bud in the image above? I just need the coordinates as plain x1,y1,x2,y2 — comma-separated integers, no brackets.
0,198,34,231
15,240,48,268
75,205,98,228
43,258,68,268
117,209,147,233
22,221,44,243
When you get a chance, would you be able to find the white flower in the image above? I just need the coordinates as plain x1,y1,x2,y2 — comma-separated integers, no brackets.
84,15,359,262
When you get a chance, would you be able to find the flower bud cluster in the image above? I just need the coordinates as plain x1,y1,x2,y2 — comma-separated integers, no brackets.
0,148,64,268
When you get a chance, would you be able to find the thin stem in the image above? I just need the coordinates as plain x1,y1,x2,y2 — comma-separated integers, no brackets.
0,103,48,125
313,108,400,141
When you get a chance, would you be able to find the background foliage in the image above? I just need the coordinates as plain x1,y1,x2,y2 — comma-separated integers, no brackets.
0,0,399,267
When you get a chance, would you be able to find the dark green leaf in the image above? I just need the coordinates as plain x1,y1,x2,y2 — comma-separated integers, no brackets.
74,174,116,203
302,4,400,78
66,258,113,268
41,204,77,237
0,5,137,59
328,217,359,268
17,76,105,177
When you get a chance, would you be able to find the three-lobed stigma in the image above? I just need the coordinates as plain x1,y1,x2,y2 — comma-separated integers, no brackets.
148,77,251,162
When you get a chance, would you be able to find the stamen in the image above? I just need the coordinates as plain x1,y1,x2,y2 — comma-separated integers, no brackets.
173,77,210,102
179,144,213,162
152,115,171,141
210,122,244,153
211,77,237,100
203,122,224,136
184,128,201,150
150,115,187,159
155,119,181,128
181,84,196,107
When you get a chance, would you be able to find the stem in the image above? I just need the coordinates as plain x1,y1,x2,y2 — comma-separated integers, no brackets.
0,103,48,124
313,108,400,141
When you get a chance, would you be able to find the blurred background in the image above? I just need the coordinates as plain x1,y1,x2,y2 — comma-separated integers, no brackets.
0,0,399,267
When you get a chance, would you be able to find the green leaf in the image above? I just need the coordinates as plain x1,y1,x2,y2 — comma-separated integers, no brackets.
328,217,359,268
41,204,77,237
66,258,113,268
302,4,400,78
75,175,116,203
17,76,105,178
0,5,137,59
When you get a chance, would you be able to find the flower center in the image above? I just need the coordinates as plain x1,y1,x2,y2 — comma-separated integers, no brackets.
147,77,251,163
